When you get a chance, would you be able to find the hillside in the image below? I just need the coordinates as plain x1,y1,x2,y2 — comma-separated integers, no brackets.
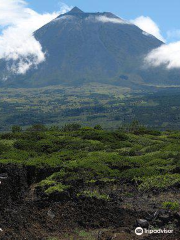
1,85,180,131
1,7,180,88
0,124,180,239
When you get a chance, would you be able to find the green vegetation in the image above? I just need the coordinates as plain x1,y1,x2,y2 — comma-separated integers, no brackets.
162,201,180,212
75,230,96,240
47,238,59,240
137,174,180,191
0,123,180,197
1,85,180,131
77,191,109,200
44,183,70,195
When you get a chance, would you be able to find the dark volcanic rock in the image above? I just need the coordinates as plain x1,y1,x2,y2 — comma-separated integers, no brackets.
136,219,149,228
0,164,28,208
159,214,171,224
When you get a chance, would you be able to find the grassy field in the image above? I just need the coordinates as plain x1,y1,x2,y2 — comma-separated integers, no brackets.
1,84,180,131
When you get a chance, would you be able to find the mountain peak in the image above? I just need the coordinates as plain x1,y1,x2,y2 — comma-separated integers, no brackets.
68,7,84,14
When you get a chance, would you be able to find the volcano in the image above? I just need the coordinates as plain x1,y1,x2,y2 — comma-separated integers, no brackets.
0,7,180,88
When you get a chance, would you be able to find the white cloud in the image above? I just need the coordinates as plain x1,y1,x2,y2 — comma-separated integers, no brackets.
1,2,180,73
131,17,180,70
132,16,165,42
0,0,71,75
58,2,72,14
0,0,28,26
136,18,180,69
145,41,180,69
96,16,130,25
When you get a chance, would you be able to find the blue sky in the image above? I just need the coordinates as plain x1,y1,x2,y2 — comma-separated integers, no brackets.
28,0,180,39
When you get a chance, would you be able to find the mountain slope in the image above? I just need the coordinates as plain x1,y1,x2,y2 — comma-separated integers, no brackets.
0,7,179,88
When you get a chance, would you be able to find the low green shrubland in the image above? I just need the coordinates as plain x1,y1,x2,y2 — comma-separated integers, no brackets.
0,124,180,196
136,174,180,191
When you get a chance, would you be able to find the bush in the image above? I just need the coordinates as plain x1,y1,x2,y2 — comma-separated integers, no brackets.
27,124,47,132
77,190,109,200
162,202,180,211
21,132,46,141
94,125,103,130
120,167,160,180
38,179,69,195
0,142,10,154
35,139,59,153
137,174,180,191
45,183,69,195
14,139,59,153
12,125,22,133
62,123,81,132
14,140,36,151
1,133,16,140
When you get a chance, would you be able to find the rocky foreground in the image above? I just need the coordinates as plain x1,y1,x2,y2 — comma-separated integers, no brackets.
0,124,180,239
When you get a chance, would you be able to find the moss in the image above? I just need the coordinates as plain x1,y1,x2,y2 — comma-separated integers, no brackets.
45,183,70,195
162,201,180,212
38,179,56,187
77,190,109,201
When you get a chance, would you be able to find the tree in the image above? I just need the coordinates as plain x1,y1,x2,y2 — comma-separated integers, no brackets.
27,124,47,132
129,120,140,132
49,126,60,131
94,125,103,130
62,123,81,132
12,125,22,133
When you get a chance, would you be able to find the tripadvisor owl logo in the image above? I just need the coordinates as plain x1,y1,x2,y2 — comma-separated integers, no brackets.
135,227,143,235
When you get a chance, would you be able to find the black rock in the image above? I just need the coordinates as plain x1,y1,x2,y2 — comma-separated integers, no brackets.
154,219,164,227
0,173,8,179
136,219,149,228
175,212,180,220
159,214,171,223
47,209,55,219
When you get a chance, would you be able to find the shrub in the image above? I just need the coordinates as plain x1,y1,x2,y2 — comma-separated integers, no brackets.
120,167,159,180
27,124,47,132
0,142,10,154
137,174,180,191
94,125,103,130
38,179,69,195
45,183,69,195
35,139,59,153
12,125,22,133
1,133,16,140
62,123,81,132
14,140,36,151
162,202,180,211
